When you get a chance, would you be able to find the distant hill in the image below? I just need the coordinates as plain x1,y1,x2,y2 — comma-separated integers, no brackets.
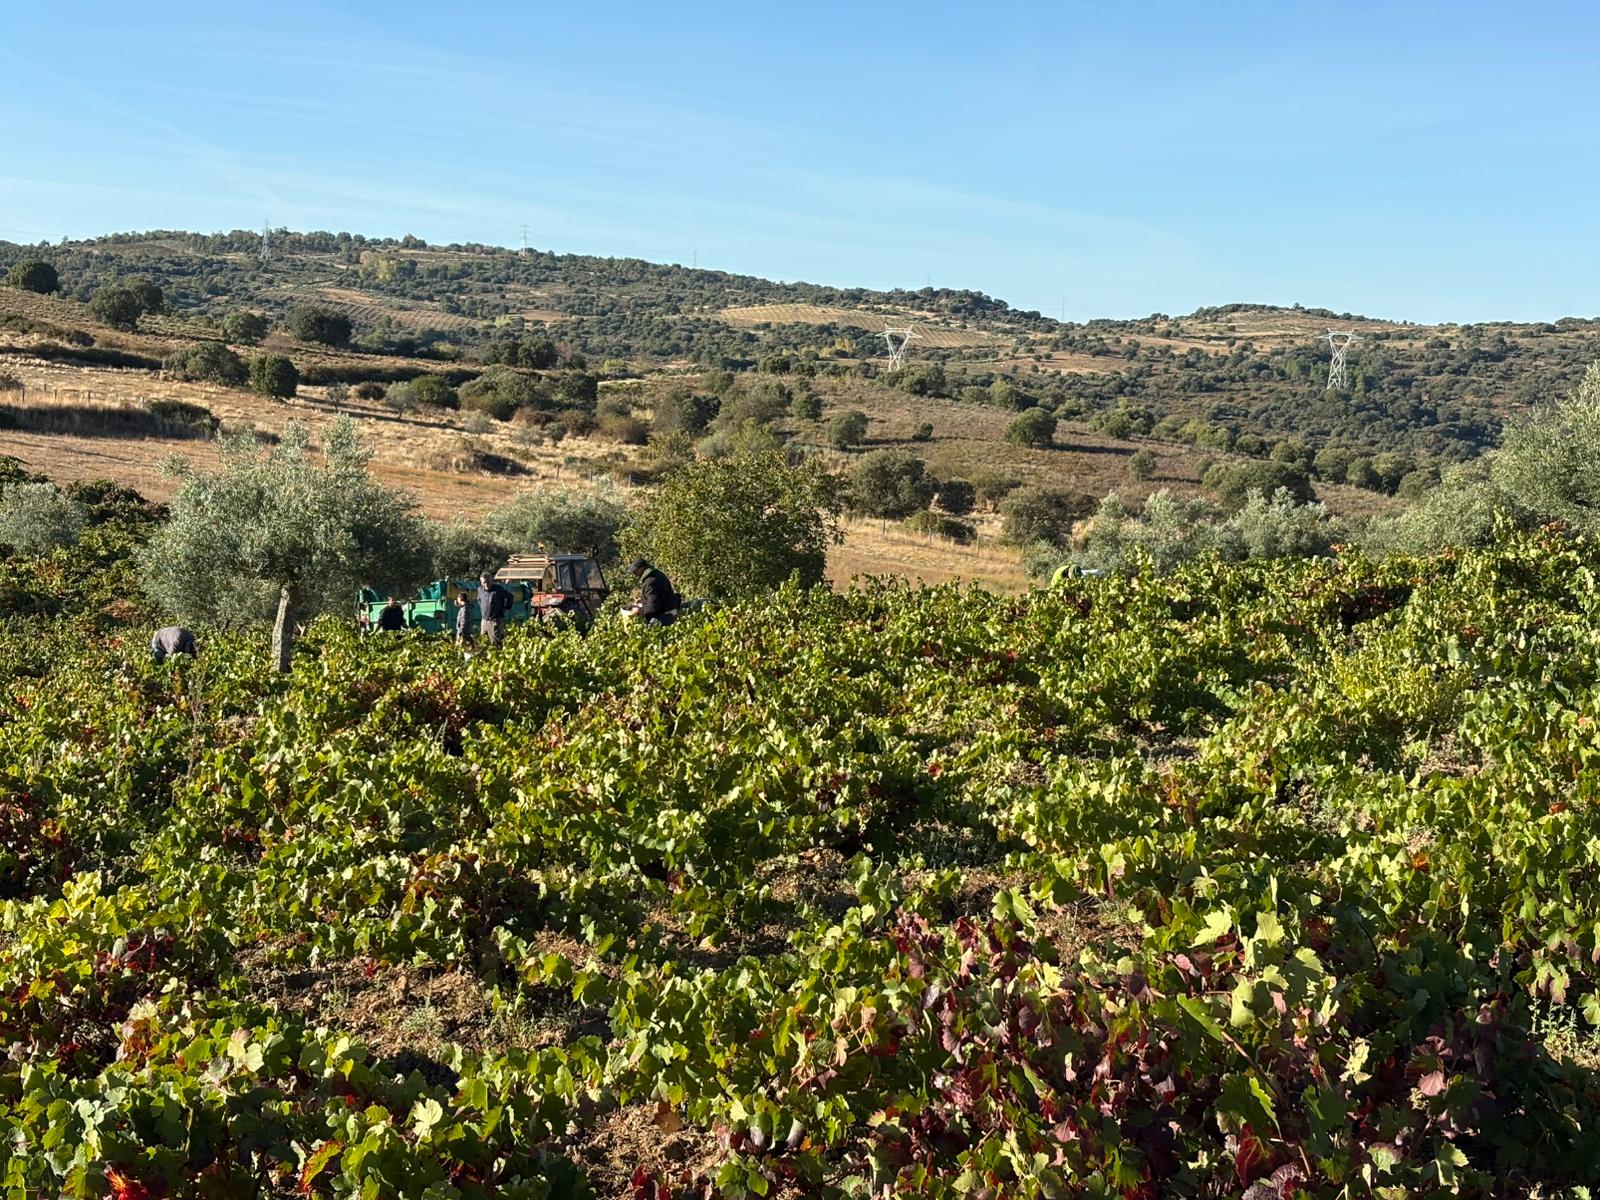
3,230,1598,518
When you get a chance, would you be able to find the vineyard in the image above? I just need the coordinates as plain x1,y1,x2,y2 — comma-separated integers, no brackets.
4,520,1600,1197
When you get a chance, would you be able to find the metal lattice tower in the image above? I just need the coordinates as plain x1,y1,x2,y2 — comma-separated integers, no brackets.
259,220,271,263
1325,329,1359,391
882,324,919,372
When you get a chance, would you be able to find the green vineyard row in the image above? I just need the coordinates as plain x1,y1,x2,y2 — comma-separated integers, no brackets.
3,527,1600,1197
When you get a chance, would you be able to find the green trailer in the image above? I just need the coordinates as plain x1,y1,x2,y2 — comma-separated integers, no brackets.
355,578,535,633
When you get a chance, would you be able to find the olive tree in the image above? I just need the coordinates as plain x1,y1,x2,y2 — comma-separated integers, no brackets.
141,418,431,672
622,450,842,598
486,486,626,565
1493,362,1600,527
0,482,86,555
1370,362,1600,553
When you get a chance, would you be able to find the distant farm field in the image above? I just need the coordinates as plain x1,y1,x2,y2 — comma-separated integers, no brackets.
719,304,1000,349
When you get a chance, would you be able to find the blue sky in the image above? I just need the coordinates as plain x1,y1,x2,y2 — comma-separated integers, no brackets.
3,1,1597,323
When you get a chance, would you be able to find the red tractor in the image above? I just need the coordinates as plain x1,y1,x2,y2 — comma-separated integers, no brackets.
494,553,611,626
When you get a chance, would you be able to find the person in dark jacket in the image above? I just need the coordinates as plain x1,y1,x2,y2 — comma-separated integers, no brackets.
478,572,513,646
626,559,681,625
454,591,474,648
150,626,197,663
376,596,407,632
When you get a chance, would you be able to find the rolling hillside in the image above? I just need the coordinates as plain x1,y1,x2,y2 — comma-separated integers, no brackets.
3,230,1597,587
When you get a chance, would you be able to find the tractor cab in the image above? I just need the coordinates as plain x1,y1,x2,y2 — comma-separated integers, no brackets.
495,553,610,624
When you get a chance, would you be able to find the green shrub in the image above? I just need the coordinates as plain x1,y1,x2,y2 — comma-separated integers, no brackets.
654,386,718,435
147,399,220,435
222,310,269,345
973,470,1022,508
125,278,166,315
459,365,541,419
88,286,142,331
163,342,247,387
597,412,649,444
408,374,459,410
827,409,869,449
1000,485,1095,547
849,450,936,518
1203,460,1314,509
1004,407,1057,449
560,410,597,438
285,305,352,346
936,478,976,516
4,260,57,294
249,354,298,399
553,370,599,412
903,510,976,544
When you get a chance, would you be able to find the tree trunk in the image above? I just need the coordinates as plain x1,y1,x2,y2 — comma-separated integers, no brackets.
271,584,295,673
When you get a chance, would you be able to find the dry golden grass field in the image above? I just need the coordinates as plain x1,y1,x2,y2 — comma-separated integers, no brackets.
1,282,1409,592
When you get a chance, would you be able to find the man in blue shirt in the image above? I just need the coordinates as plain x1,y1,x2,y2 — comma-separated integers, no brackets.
477,572,513,647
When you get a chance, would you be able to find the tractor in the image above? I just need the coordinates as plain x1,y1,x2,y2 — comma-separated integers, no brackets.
494,552,611,626
357,552,610,632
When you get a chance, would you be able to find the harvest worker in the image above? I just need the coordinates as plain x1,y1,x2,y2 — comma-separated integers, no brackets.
478,572,513,647
624,559,681,626
376,596,407,632
454,591,474,647
150,625,197,663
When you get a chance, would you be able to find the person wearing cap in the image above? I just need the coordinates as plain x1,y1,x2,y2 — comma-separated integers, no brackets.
150,625,198,663
478,571,513,646
625,559,681,625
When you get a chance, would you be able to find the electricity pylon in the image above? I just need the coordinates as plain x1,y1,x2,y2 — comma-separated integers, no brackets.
882,324,919,372
1325,330,1359,391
